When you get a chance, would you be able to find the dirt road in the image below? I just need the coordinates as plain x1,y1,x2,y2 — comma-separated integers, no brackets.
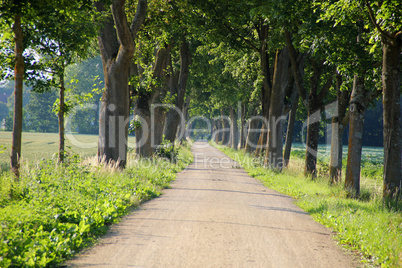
67,142,358,267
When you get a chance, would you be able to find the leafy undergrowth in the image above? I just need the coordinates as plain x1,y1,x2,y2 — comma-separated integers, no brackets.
0,144,193,267
219,146,402,268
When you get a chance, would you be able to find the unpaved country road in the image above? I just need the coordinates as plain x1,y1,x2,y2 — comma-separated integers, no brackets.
67,142,358,268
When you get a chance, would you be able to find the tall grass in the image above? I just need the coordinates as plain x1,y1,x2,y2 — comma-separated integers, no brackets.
220,146,402,268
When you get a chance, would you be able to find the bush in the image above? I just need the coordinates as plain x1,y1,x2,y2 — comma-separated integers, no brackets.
154,139,179,162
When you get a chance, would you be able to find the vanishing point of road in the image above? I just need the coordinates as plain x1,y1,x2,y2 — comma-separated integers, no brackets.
67,141,358,267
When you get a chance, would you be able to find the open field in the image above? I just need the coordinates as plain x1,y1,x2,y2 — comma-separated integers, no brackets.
0,131,136,170
291,142,384,165
289,143,384,195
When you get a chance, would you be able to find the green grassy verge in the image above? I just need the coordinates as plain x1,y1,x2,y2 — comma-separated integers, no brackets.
217,146,401,268
0,143,193,267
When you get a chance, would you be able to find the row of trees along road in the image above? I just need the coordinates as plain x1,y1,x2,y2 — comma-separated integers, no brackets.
0,0,400,200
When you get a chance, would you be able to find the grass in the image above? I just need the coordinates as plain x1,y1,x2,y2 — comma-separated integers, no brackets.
0,134,193,267
290,143,384,195
0,131,136,171
217,145,402,268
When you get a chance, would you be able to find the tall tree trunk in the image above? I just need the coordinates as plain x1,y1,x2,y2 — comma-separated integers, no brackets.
330,118,348,184
255,124,267,156
217,115,223,143
265,47,289,169
178,96,190,143
58,69,65,163
11,13,24,178
284,93,298,167
152,105,166,148
303,61,326,179
164,38,191,143
245,117,260,153
329,75,350,183
382,36,402,198
255,24,272,156
286,31,332,178
136,46,169,156
134,92,153,157
96,0,146,166
329,120,347,183
239,104,246,149
345,75,367,196
221,112,230,146
229,106,238,150
304,102,320,178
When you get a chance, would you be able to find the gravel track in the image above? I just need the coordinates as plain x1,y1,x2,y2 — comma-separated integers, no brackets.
67,141,358,267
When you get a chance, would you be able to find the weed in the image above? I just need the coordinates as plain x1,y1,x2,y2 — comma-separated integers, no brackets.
154,138,179,162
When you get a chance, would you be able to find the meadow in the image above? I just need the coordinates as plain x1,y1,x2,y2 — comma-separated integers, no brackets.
0,131,136,171
291,142,384,165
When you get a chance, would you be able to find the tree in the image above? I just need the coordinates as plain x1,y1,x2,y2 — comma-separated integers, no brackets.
27,1,98,162
329,74,350,183
190,0,276,154
263,47,290,169
364,0,402,198
24,90,58,133
2,1,26,178
0,101,8,126
95,0,147,166
64,56,104,134
163,37,192,144
286,30,335,178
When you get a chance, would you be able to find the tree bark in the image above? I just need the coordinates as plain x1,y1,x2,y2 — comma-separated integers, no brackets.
96,0,146,166
254,124,267,156
11,12,24,178
345,75,367,196
265,47,289,169
135,46,169,156
217,115,223,143
229,106,238,150
134,92,153,157
304,96,320,178
152,105,166,148
177,95,190,143
151,47,171,149
164,38,191,143
329,75,350,183
304,59,332,178
255,24,272,156
221,110,230,146
58,68,65,163
382,36,402,199
239,104,246,149
245,116,260,153
329,119,347,183
284,92,298,167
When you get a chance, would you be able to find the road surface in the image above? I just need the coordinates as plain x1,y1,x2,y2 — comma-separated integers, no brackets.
67,141,358,267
